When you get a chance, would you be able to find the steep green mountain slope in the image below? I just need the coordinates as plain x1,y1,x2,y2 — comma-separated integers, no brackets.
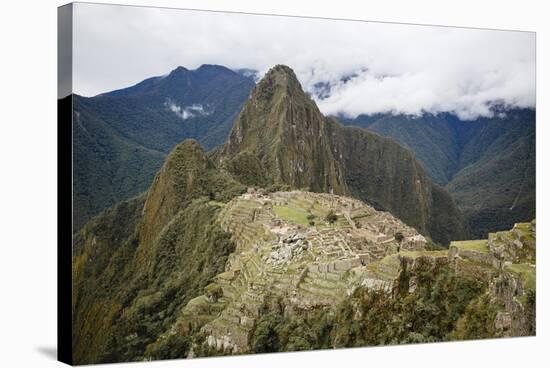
215,65,466,244
447,114,535,237
72,140,246,364
217,65,348,194
334,125,466,245
72,65,254,230
72,100,165,231
341,113,463,184
341,109,535,237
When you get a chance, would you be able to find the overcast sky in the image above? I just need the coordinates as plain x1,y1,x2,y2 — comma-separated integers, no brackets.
73,3,535,120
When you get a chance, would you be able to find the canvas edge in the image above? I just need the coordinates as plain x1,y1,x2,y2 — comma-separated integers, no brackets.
58,2,74,366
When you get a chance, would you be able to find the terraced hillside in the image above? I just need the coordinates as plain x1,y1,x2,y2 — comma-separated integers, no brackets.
147,192,535,355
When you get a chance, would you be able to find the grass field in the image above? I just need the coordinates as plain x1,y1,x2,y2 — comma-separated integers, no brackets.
273,204,350,227
451,239,489,253
505,263,536,290
273,205,311,226
400,250,449,258
366,255,402,279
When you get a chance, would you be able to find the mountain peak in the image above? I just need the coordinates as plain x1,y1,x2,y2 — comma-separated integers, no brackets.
197,64,233,73
265,64,298,78
220,64,349,196
257,64,302,94
169,66,189,75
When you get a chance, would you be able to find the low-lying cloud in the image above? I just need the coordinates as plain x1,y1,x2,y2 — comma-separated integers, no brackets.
165,100,212,120
74,4,535,120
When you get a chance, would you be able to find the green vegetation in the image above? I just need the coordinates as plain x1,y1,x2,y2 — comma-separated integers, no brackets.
224,151,268,187
341,109,535,239
273,205,312,226
273,202,346,228
72,97,165,231
73,198,237,364
72,140,247,364
72,66,254,230
366,255,402,280
250,306,335,353
400,250,449,258
325,210,338,224
505,263,536,290
452,239,489,253
452,294,499,340
249,263,485,351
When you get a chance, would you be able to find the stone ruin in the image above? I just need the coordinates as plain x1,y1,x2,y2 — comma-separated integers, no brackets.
178,190,433,353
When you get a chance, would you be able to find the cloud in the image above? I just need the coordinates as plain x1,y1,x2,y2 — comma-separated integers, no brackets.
73,3,535,120
164,99,212,120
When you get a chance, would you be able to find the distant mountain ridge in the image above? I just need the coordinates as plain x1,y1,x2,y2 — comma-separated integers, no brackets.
72,64,255,230
340,109,535,237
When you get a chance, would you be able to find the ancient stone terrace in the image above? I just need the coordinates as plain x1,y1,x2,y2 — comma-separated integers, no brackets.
165,190,433,353
449,219,536,270
263,191,428,268
165,199,535,352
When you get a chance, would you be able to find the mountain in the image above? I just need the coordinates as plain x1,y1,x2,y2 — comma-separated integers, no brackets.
71,66,534,364
215,65,466,244
340,109,535,237
72,65,255,230
216,65,348,194
72,148,535,363
73,63,534,238
72,140,246,364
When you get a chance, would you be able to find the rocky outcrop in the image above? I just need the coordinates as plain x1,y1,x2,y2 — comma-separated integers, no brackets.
449,220,536,337
488,220,536,265
217,65,348,195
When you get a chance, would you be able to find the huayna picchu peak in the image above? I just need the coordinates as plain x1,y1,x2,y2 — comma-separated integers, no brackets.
70,64,535,365
217,64,466,245
217,64,349,197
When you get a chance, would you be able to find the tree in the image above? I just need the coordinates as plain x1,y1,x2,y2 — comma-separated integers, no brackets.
395,232,404,252
325,210,338,224
395,232,404,244
251,314,281,353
